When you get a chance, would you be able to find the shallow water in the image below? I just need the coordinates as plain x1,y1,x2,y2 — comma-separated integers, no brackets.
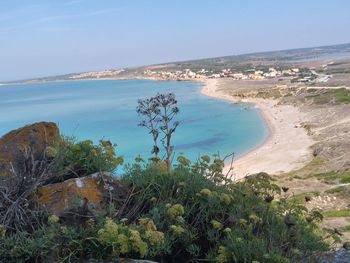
0,79,269,172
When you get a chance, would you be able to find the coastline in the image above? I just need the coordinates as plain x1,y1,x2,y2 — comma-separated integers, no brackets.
5,76,315,179
201,79,315,179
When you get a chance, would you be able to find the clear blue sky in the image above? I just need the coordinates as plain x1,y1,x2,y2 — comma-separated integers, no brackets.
1,0,349,81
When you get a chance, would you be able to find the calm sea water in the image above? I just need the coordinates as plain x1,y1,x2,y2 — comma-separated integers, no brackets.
0,79,269,172
291,51,350,62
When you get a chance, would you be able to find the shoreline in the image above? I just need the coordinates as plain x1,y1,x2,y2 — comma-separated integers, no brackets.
200,79,315,179
5,77,315,179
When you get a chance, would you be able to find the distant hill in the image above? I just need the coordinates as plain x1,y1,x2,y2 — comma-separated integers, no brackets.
8,42,350,84
145,42,350,72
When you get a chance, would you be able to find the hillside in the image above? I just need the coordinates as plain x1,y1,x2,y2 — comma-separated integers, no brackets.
5,42,350,84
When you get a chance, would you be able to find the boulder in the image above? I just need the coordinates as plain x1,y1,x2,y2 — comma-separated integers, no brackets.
37,172,128,221
0,122,59,176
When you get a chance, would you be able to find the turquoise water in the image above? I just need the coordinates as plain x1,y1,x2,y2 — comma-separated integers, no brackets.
0,79,269,171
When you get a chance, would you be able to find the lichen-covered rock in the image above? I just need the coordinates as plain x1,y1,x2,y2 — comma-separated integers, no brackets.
37,172,128,220
0,122,59,176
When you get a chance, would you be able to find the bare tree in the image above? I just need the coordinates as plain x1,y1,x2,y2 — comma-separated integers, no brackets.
137,93,180,173
136,97,161,161
154,93,180,173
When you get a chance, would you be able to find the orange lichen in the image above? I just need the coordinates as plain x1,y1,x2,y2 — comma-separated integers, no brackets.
37,176,103,215
0,122,59,176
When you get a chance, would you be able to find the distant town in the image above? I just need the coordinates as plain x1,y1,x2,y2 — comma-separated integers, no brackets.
68,64,334,84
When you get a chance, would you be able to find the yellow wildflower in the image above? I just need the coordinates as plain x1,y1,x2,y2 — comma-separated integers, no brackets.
117,234,130,254
219,193,231,205
249,214,262,224
138,218,157,231
199,188,213,197
223,227,232,234
45,146,57,158
97,218,119,244
239,219,247,227
170,225,185,235
145,230,165,245
150,197,157,203
167,204,185,219
291,248,301,256
60,226,68,235
201,155,210,163
211,220,223,230
129,230,148,258
176,216,185,224
48,215,59,225
216,246,231,263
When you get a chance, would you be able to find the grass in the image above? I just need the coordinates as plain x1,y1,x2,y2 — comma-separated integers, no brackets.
323,209,350,218
326,186,347,194
282,157,325,180
325,186,350,199
256,89,282,99
306,88,350,105
310,171,350,184
340,174,350,183
288,191,320,204
340,225,350,232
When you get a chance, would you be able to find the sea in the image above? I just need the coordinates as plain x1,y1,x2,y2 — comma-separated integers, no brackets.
0,79,269,173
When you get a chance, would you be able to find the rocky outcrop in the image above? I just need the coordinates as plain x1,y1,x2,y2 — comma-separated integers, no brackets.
0,122,59,176
0,122,129,226
37,172,128,221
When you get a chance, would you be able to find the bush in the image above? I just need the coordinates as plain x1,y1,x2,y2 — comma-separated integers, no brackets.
50,137,123,180
0,216,166,262
0,156,328,262
120,157,328,262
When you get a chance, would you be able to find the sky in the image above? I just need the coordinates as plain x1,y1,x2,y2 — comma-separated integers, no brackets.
0,0,350,82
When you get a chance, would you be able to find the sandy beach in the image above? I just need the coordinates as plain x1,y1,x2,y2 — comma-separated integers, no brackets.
201,79,315,179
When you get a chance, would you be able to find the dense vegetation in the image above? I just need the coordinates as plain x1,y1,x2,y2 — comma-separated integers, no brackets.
50,137,123,180
0,154,328,262
0,93,331,262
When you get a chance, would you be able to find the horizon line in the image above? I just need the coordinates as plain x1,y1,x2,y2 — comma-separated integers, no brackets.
2,41,350,84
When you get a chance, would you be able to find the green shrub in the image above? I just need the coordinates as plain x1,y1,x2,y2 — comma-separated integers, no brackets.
340,174,350,183
323,209,350,218
306,88,350,105
0,156,328,262
0,216,166,262
311,171,350,184
49,137,123,180
288,192,320,204
120,158,328,262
